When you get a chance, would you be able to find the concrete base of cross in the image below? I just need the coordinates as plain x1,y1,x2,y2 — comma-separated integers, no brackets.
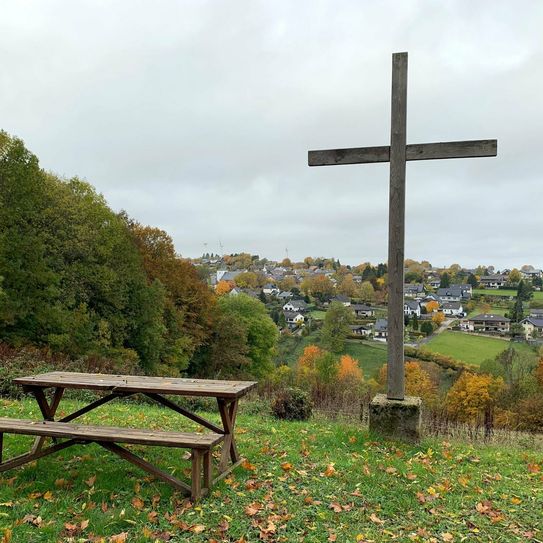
369,394,422,442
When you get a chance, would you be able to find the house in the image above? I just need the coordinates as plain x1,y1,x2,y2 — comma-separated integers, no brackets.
435,284,472,301
479,274,508,289
467,314,510,334
277,291,294,301
403,300,421,317
283,311,305,327
349,324,371,337
331,294,351,306
520,317,543,339
216,270,244,283
521,269,543,280
404,283,425,298
283,299,309,312
374,319,388,341
529,308,543,318
351,304,375,318
262,284,280,296
441,301,464,317
428,279,441,289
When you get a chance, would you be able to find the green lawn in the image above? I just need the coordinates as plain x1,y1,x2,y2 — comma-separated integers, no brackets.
308,310,326,321
0,398,541,542
277,334,387,379
343,340,387,378
467,305,507,318
425,331,537,366
473,289,543,300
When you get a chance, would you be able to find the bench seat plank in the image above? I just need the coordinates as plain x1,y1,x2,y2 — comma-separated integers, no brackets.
0,418,223,449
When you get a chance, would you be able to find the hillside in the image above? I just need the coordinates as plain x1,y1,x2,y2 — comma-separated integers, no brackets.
0,398,541,542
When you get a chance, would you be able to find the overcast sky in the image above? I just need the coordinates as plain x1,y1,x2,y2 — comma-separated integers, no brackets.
1,1,542,269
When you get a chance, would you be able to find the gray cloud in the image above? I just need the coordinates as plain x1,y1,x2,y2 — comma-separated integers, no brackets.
1,0,542,268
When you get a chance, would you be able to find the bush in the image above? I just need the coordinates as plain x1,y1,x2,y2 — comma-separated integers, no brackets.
271,387,312,421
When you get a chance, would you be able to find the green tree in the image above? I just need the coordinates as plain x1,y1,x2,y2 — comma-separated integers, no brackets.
320,302,352,353
420,321,434,336
412,313,419,331
467,273,479,289
440,272,451,288
213,294,278,378
517,280,533,302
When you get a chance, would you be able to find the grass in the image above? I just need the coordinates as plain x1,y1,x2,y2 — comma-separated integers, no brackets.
343,340,387,378
308,310,326,321
277,333,387,379
473,289,543,300
425,331,537,366
467,305,507,318
0,398,541,542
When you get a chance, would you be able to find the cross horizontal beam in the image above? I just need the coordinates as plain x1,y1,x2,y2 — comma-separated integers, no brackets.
308,139,497,166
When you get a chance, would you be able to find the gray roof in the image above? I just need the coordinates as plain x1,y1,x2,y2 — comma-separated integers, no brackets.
442,302,462,309
404,300,420,310
530,309,543,316
375,318,388,331
437,287,463,297
469,314,511,322
352,304,373,311
404,283,424,292
283,310,303,319
332,294,350,302
521,317,543,328
350,324,370,331
284,299,308,309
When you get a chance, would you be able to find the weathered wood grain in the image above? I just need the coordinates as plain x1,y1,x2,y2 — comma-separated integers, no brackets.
0,418,224,448
308,139,497,166
387,51,408,401
14,372,257,399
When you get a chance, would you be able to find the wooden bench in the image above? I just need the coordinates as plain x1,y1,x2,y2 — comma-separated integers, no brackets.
0,418,224,501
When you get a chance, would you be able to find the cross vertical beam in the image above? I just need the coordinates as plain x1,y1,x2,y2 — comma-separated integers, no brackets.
387,52,408,400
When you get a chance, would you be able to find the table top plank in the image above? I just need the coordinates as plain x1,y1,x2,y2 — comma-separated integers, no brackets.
0,418,224,448
13,372,257,399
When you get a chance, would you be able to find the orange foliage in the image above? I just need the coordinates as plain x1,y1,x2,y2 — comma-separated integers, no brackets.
426,301,439,313
446,372,505,423
216,280,234,296
338,355,363,382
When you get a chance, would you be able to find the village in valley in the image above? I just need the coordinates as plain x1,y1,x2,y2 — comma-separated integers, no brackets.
196,253,543,353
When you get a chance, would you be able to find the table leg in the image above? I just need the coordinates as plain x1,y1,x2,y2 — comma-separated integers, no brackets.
29,387,64,453
217,398,240,472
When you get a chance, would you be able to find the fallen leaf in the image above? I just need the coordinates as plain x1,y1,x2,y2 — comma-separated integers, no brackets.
131,496,145,510
241,460,256,471
244,502,262,516
280,462,293,471
441,533,454,542
80,519,89,530
369,513,384,525
110,533,128,543
324,463,336,477
329,502,342,513
85,475,97,487
190,524,205,533
43,491,54,502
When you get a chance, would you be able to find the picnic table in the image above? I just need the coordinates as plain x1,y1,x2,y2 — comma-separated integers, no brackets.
0,372,257,500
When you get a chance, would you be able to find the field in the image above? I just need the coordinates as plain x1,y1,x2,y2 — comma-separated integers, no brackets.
467,305,507,318
425,331,537,366
277,334,387,378
0,398,541,542
473,288,543,300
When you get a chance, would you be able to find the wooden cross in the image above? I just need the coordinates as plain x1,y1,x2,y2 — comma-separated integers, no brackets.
308,52,497,401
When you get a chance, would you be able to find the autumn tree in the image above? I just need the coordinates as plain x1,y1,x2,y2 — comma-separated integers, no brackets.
320,302,353,353
358,281,375,302
508,268,521,284
338,274,357,298
338,354,363,383
234,271,258,289
308,275,335,303
296,345,325,385
446,372,505,423
378,361,437,405
216,280,234,296
426,301,439,313
432,312,445,326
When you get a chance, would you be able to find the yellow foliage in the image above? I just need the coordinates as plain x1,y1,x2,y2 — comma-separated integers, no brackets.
432,312,445,325
446,372,505,423
296,345,324,384
426,301,439,313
